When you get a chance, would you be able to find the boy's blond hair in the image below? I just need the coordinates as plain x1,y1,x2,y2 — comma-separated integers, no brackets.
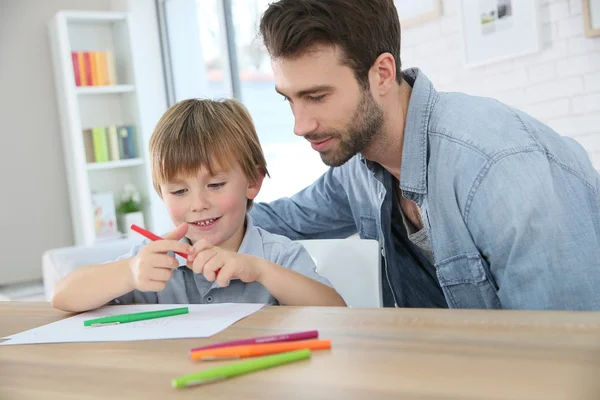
149,98,269,210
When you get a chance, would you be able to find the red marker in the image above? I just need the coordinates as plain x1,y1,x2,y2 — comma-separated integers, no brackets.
130,224,188,259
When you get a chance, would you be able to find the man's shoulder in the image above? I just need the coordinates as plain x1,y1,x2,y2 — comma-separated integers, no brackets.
429,92,541,158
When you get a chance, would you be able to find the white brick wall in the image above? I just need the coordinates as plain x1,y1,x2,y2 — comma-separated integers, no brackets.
401,0,600,170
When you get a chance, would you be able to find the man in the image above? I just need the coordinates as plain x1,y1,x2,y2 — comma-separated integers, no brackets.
249,0,600,309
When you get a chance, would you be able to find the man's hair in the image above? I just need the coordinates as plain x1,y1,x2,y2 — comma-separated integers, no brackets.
259,0,402,88
149,98,269,210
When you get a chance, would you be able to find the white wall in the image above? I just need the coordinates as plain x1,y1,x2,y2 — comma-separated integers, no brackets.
0,0,112,285
402,0,600,169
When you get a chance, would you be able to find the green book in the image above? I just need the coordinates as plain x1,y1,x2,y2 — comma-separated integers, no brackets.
91,126,109,162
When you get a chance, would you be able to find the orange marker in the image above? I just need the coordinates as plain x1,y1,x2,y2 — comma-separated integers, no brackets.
190,339,331,361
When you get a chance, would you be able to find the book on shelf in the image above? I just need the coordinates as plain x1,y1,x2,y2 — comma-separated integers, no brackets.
83,125,137,164
82,129,95,163
71,50,117,87
106,125,120,161
91,126,109,162
118,125,137,159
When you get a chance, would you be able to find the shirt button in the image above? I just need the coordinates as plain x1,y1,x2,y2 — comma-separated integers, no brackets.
206,296,213,303
379,192,384,200
381,248,385,257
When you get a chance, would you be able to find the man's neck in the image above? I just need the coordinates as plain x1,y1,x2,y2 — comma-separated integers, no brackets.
361,80,412,181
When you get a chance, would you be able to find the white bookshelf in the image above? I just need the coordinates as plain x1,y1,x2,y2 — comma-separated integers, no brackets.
76,84,135,95
49,10,155,246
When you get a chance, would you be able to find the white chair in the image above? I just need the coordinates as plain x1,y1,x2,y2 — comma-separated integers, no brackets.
42,238,382,308
42,239,137,301
298,239,382,308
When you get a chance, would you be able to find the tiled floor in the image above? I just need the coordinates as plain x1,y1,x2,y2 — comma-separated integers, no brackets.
0,280,46,302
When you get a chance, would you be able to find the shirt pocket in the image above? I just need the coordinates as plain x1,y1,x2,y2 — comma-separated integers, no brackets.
358,216,379,240
435,253,501,309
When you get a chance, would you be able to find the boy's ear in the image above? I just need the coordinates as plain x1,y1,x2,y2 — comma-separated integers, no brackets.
246,167,265,200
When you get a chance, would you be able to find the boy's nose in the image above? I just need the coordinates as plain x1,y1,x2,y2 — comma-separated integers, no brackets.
191,193,210,211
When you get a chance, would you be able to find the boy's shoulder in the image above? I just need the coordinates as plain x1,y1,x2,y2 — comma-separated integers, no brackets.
249,224,298,255
241,217,308,266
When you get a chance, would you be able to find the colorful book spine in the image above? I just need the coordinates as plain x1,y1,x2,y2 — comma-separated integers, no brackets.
91,127,109,162
96,51,107,86
77,52,87,86
71,52,81,86
82,129,95,163
83,52,93,87
126,126,137,158
90,52,98,86
105,51,116,85
118,126,131,159
106,125,120,161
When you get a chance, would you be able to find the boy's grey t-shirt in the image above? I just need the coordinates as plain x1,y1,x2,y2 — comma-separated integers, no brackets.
112,216,332,306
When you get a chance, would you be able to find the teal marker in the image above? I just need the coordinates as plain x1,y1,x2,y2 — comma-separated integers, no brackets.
172,349,312,388
83,307,189,327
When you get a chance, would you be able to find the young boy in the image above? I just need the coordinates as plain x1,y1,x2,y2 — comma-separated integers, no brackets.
51,99,346,312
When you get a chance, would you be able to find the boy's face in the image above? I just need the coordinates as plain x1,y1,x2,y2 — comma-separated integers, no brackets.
160,162,263,251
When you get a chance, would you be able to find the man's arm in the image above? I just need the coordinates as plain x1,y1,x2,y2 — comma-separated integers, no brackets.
251,167,356,240
467,151,600,310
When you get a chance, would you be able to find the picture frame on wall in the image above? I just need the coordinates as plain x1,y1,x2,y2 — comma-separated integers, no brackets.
395,0,443,29
583,0,600,38
460,0,541,67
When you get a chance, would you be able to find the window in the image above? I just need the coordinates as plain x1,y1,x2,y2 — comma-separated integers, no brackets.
158,0,328,202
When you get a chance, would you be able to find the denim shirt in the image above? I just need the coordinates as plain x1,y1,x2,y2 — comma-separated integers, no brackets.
251,68,600,310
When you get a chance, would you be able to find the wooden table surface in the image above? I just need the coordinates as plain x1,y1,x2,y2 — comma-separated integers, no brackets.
2,302,600,399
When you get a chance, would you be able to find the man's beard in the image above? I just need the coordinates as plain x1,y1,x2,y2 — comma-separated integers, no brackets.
306,88,384,167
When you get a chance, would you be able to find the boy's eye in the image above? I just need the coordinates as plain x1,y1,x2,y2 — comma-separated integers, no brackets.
170,189,187,196
281,95,291,102
208,182,226,189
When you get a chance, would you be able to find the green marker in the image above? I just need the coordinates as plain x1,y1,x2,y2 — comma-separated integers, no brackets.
83,307,189,327
172,349,311,388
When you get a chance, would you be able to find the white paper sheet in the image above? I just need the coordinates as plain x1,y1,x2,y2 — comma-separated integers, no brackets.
0,303,264,345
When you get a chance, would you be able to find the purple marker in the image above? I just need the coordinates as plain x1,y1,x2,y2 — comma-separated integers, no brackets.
189,330,319,354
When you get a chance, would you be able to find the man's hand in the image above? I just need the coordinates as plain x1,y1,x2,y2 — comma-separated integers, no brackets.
128,223,193,292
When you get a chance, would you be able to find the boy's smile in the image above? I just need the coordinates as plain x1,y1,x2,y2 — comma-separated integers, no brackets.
188,216,221,230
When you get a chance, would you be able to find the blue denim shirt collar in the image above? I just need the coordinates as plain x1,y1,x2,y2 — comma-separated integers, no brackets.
401,68,436,197
360,68,434,199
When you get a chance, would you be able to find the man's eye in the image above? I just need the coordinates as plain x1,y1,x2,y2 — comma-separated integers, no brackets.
170,189,186,196
208,182,226,189
307,94,326,102
281,95,291,102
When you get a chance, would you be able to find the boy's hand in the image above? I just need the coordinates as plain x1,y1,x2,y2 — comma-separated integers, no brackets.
128,223,193,292
186,240,264,287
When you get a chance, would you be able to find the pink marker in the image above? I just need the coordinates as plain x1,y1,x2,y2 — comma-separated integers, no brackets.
189,330,319,354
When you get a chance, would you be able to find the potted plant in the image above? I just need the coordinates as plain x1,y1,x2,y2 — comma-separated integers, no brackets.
116,184,145,238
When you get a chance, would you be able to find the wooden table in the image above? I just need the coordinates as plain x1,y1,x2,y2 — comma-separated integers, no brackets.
2,302,600,400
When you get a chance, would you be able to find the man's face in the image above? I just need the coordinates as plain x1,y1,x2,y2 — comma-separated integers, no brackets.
272,45,384,167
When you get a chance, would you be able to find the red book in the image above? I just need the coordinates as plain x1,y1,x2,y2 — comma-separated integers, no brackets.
71,51,81,86
83,52,93,87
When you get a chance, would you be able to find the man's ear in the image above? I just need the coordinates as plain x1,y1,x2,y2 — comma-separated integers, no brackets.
370,52,397,95
247,167,265,200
